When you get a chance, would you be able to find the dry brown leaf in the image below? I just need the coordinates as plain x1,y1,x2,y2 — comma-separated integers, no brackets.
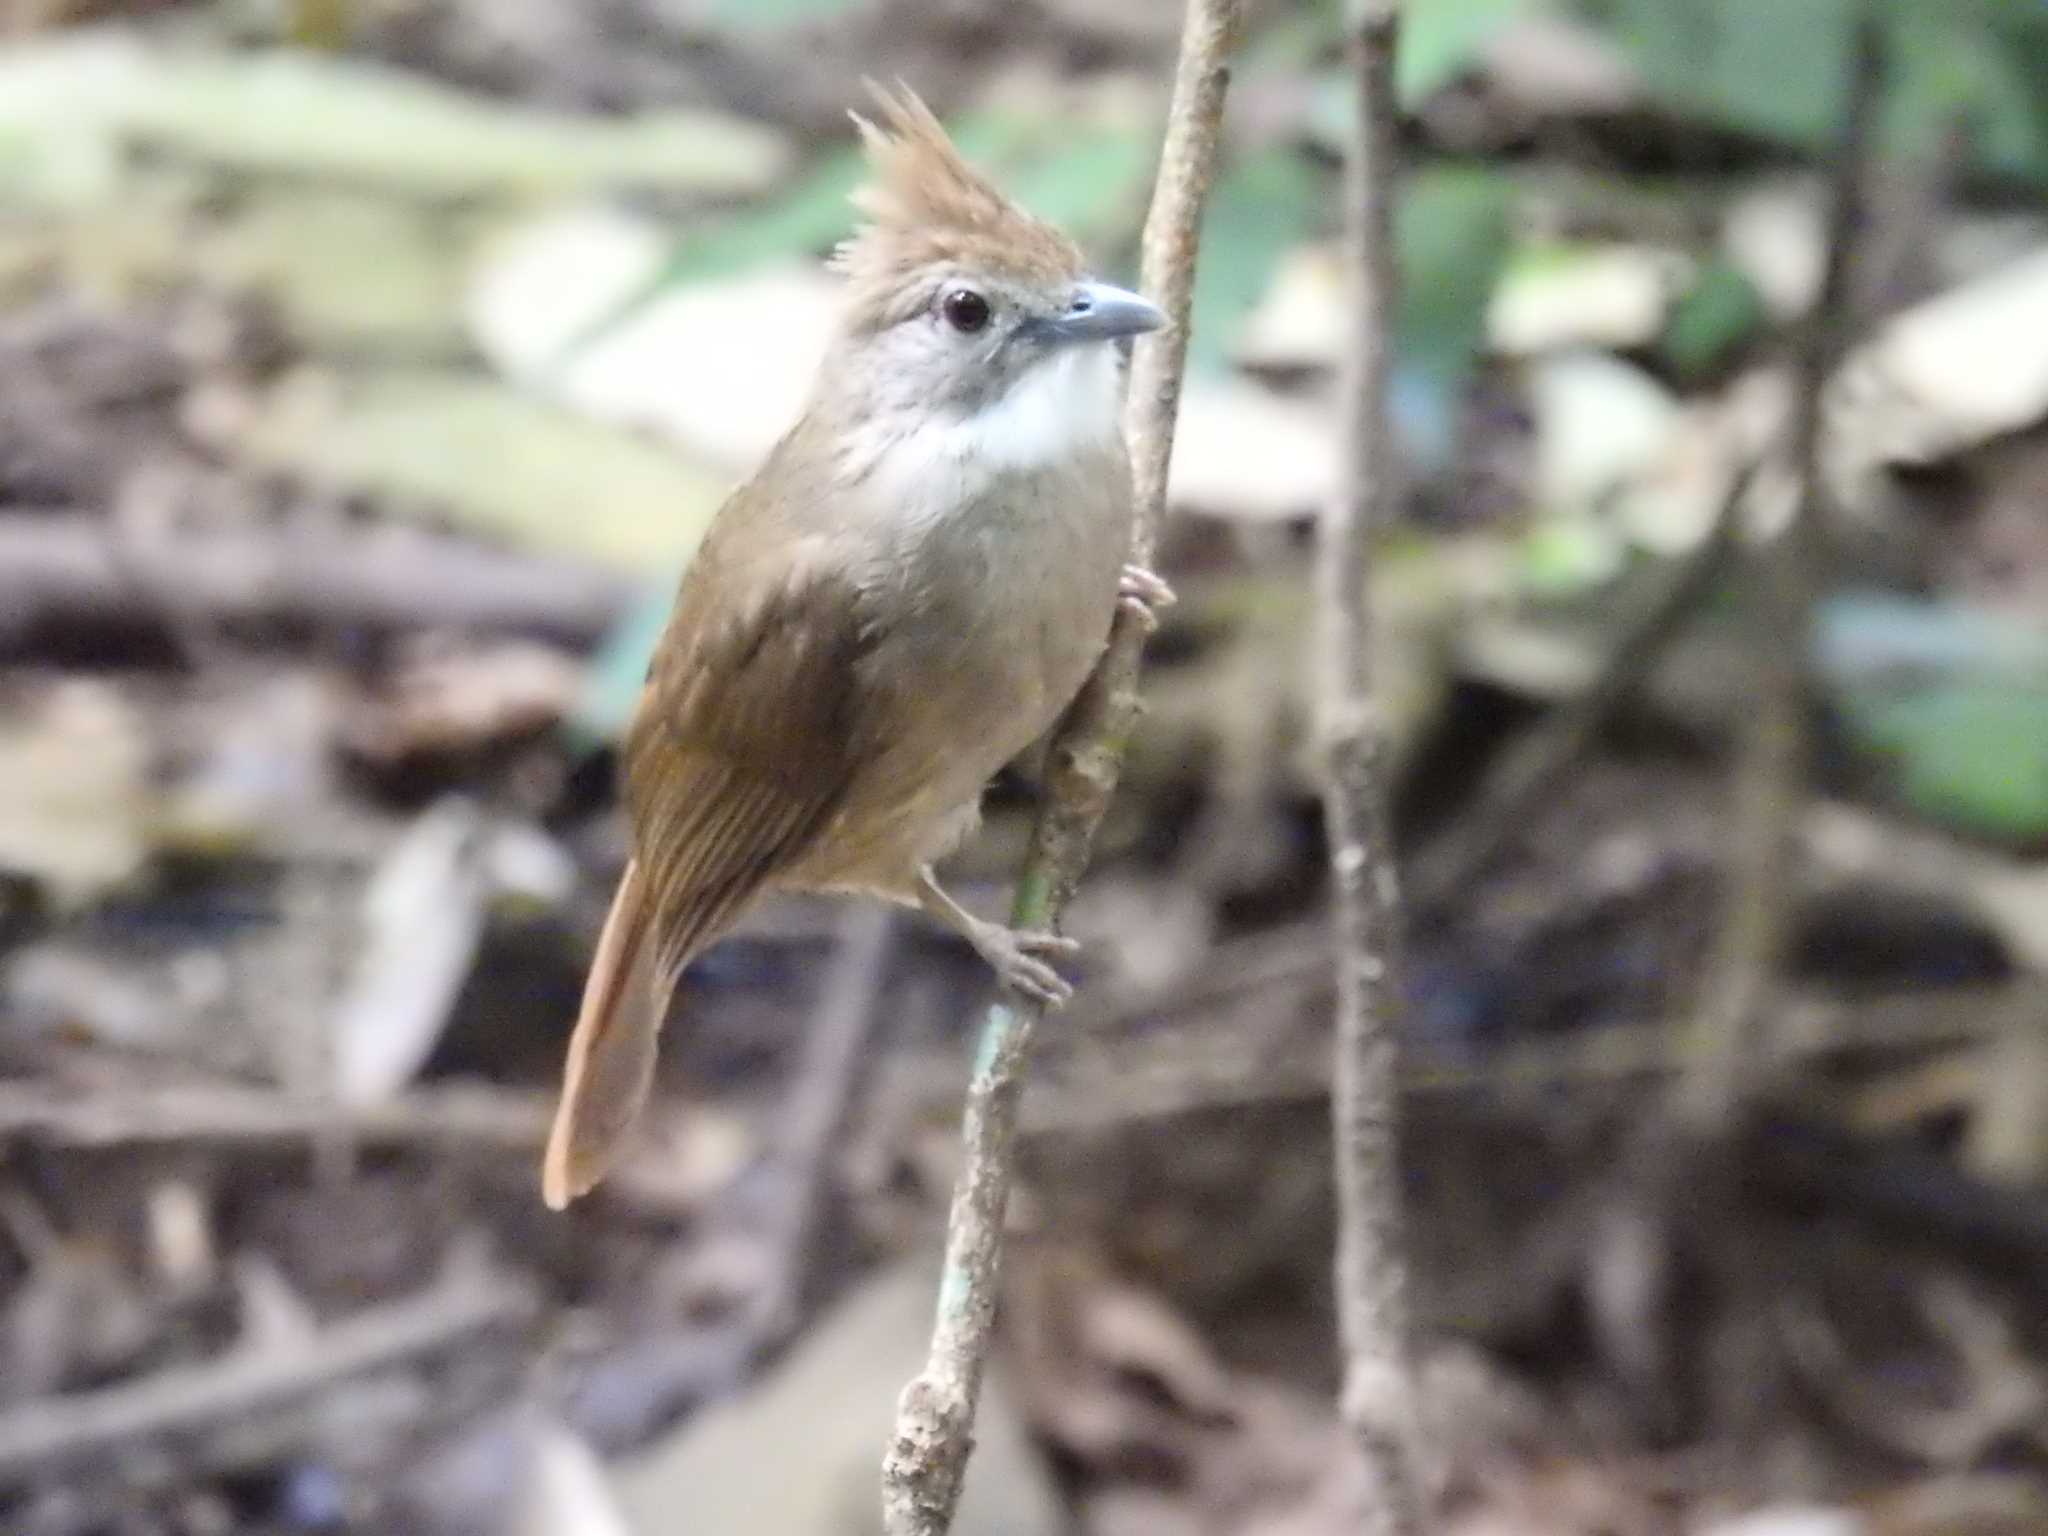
342,640,581,767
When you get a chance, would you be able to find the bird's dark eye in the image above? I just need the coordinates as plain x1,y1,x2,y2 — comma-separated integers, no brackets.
941,289,991,333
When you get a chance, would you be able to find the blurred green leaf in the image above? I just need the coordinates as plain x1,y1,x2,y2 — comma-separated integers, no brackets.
1821,594,2048,845
1000,121,1156,249
1851,684,2048,844
1398,0,1535,104
199,191,476,351
1581,0,1853,151
554,112,1052,367
698,0,866,29
658,148,869,287
1658,257,1764,383
1304,70,1356,157
1185,153,1508,383
1396,164,1513,383
1187,149,1322,372
1571,0,2048,185
235,370,728,571
1518,516,1626,594
0,120,124,211
1888,6,2048,187
1305,0,1544,142
572,579,684,747
1240,0,1344,72
0,35,788,200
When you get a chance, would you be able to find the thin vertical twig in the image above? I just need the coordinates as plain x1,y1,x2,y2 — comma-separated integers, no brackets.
1321,4,1428,1533
1683,3,1882,1123
1409,466,1753,912
878,4,1242,1532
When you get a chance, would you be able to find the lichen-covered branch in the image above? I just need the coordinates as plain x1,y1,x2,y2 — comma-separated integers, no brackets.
1319,4,1428,1533
878,4,1241,1532
1683,2,1882,1123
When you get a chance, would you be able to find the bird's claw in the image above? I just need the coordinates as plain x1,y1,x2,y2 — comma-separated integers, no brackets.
1118,564,1176,635
972,923,1079,1009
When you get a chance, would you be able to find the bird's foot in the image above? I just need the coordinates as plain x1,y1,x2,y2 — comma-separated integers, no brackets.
964,918,1079,1009
917,865,1080,1008
1118,563,1177,635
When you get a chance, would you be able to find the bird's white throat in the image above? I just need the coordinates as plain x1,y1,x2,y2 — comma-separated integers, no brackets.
963,342,1121,472
859,344,1121,501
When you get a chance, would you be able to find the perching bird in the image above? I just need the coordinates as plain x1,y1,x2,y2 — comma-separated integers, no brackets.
543,85,1171,1209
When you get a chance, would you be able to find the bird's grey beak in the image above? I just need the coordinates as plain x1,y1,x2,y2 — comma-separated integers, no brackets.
1047,280,1166,344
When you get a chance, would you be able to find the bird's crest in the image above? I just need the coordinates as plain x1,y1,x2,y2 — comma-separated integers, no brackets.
831,82,1082,331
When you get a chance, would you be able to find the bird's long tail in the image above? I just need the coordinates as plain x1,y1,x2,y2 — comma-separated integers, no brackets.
542,859,676,1209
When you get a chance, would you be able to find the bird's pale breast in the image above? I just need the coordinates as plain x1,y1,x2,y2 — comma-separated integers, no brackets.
789,441,1131,892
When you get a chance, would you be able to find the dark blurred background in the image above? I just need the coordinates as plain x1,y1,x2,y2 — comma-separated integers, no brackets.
2,0,2047,1532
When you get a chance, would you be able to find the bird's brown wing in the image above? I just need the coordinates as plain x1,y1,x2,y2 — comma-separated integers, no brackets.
543,547,883,1206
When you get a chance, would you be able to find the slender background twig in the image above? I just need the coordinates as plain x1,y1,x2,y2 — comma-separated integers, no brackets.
878,3,1241,1530
0,1261,532,1486
1682,0,1883,1123
1409,466,1753,913
1320,3,1429,1532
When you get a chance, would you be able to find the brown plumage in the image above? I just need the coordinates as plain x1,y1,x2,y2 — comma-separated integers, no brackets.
543,83,1168,1209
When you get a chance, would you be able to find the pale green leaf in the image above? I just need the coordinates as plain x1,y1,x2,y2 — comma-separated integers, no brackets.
197,192,478,350
1399,0,1537,104
0,33,789,200
1187,149,1322,372
1658,257,1765,383
698,0,867,28
233,369,729,571
1851,685,2048,844
1822,594,2048,844
999,121,1155,249
1397,164,1513,382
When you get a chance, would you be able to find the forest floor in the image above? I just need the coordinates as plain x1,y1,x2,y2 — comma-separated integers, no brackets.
3,2,2048,1533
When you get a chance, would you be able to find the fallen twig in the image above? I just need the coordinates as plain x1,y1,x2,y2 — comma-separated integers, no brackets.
1017,980,2044,1135
0,1263,533,1486
0,511,629,648
9,979,2029,1171
0,1075,558,1152
1068,791,2048,1057
0,1072,707,1212
1777,1276,2048,1465
1319,6,1428,1525
878,4,1240,1530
